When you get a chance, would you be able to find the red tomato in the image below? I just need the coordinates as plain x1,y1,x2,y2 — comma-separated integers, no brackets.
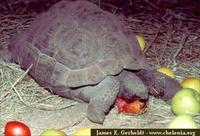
5,121,31,136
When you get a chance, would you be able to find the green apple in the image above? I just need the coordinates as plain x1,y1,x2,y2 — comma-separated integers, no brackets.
40,129,67,136
171,88,200,116
168,114,198,128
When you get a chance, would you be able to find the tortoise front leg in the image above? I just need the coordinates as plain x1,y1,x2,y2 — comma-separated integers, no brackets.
55,76,120,124
87,76,120,123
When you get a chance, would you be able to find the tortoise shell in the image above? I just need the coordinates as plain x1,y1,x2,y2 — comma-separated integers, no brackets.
9,0,147,88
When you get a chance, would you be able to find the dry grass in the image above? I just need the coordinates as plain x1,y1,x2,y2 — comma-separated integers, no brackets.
0,62,78,134
0,0,200,135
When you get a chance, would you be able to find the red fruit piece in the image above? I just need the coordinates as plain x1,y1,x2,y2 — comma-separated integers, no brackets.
115,97,128,112
116,97,147,115
122,99,146,114
5,121,31,136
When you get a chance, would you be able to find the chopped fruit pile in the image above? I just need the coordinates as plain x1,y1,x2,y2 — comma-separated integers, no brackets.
116,97,147,115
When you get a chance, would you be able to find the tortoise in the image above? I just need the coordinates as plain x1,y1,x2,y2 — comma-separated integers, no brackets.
7,0,181,123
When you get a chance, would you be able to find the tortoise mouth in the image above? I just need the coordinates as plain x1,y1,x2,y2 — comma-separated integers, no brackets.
115,96,148,115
